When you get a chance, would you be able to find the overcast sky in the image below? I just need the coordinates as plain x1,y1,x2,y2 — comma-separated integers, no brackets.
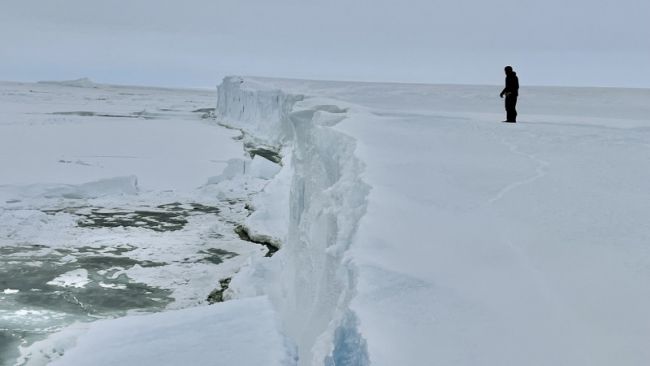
1,0,649,88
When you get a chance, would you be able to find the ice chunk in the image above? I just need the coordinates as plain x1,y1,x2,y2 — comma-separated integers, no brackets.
46,269,90,288
248,155,281,179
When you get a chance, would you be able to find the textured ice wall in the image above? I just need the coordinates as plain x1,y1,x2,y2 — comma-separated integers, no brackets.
217,76,304,149
216,77,369,365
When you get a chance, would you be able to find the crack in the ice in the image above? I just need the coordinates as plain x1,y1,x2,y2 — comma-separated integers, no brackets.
234,224,279,257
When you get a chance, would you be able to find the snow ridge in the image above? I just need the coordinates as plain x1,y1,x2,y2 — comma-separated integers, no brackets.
216,77,370,366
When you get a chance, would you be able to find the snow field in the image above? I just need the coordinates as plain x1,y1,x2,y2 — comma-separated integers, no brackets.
216,77,650,366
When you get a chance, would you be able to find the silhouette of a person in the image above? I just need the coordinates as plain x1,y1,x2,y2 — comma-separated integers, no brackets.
500,66,519,123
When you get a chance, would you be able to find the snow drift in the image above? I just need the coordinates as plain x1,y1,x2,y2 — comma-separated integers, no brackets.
17,297,295,366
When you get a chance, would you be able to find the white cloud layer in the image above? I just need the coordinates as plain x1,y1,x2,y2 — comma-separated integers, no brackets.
1,0,649,87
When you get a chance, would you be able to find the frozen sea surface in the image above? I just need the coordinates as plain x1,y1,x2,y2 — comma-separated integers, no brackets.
0,80,274,365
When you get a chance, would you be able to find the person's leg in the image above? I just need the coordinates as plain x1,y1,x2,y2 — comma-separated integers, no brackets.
506,95,517,122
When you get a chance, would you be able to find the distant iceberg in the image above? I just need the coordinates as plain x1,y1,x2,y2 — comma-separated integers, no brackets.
38,77,98,88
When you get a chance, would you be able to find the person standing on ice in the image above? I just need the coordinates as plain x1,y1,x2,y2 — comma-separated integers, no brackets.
500,66,519,123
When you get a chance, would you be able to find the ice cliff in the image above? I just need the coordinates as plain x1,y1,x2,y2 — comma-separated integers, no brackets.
216,77,370,365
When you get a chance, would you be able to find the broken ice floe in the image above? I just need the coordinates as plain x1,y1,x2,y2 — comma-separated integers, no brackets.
46,269,90,288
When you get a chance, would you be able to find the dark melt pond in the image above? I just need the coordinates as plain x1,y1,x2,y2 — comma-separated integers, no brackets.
45,202,220,232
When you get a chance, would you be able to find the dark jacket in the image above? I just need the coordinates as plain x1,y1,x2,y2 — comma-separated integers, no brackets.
501,72,519,97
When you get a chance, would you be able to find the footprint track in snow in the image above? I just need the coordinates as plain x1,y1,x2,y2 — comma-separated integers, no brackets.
485,127,550,205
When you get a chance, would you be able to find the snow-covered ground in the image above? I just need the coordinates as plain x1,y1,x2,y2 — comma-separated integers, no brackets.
219,78,650,365
6,77,650,365
22,297,296,366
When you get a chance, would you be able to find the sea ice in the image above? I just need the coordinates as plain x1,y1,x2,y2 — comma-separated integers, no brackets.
46,269,90,288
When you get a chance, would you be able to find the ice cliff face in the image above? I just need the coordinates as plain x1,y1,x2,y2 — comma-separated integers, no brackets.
216,77,370,366
217,77,304,149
